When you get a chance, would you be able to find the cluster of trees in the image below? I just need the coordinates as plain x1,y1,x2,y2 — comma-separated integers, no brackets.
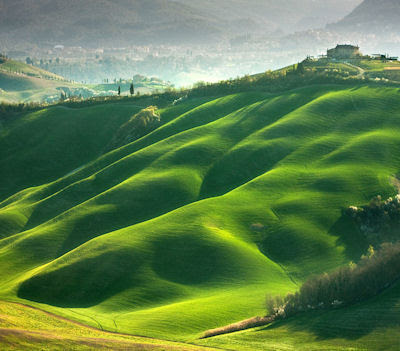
0,102,42,121
346,195,400,239
0,53,7,64
266,242,400,319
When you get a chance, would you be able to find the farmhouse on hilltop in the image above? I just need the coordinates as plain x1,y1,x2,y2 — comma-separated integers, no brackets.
327,45,361,59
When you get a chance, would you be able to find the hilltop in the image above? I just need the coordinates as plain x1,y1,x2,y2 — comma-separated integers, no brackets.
1,59,400,350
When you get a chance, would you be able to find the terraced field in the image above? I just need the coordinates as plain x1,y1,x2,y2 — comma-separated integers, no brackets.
1,84,400,349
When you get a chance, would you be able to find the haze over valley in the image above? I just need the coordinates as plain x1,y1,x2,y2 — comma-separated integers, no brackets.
0,0,381,86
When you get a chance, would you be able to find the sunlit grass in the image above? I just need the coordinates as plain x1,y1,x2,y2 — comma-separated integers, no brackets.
1,84,400,349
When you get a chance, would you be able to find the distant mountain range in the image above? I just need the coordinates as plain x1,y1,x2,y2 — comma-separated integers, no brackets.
179,0,362,33
0,0,361,48
328,0,400,34
0,0,222,47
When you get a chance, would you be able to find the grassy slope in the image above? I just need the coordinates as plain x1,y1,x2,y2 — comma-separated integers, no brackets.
0,84,400,348
0,59,72,103
0,102,147,201
0,60,64,80
0,301,215,350
0,71,71,103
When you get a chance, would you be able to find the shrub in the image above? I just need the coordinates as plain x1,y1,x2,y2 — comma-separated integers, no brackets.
345,195,400,240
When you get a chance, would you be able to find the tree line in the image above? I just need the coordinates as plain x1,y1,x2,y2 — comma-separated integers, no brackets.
266,241,400,319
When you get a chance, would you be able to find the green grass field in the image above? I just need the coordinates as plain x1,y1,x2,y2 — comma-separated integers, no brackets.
0,300,215,350
1,82,400,349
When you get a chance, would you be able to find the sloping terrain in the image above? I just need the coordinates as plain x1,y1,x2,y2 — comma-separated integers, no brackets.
0,300,214,350
0,58,74,103
0,84,400,348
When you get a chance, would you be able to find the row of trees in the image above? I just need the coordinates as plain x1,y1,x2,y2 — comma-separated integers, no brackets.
266,242,400,319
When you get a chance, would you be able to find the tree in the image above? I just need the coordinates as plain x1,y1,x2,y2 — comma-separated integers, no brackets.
296,61,305,75
130,83,134,96
118,86,121,96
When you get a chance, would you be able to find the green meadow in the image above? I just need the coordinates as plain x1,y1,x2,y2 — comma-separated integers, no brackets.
1,82,400,349
0,300,215,350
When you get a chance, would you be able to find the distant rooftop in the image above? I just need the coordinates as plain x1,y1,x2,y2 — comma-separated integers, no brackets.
335,44,359,49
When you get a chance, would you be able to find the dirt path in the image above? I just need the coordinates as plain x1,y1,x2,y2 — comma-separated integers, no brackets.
343,62,365,78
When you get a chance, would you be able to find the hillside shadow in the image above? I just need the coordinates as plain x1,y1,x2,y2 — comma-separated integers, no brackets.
328,213,369,260
17,250,144,308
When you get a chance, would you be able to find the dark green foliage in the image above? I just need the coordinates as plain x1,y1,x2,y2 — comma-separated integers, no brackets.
346,195,400,241
296,61,305,74
0,54,7,64
266,242,400,319
0,102,42,121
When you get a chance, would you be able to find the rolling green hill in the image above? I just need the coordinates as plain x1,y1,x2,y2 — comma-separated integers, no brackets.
0,57,172,103
1,79,400,349
0,57,75,103
0,300,216,350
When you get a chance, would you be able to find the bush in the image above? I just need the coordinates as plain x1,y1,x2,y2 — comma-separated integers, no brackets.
345,195,400,239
